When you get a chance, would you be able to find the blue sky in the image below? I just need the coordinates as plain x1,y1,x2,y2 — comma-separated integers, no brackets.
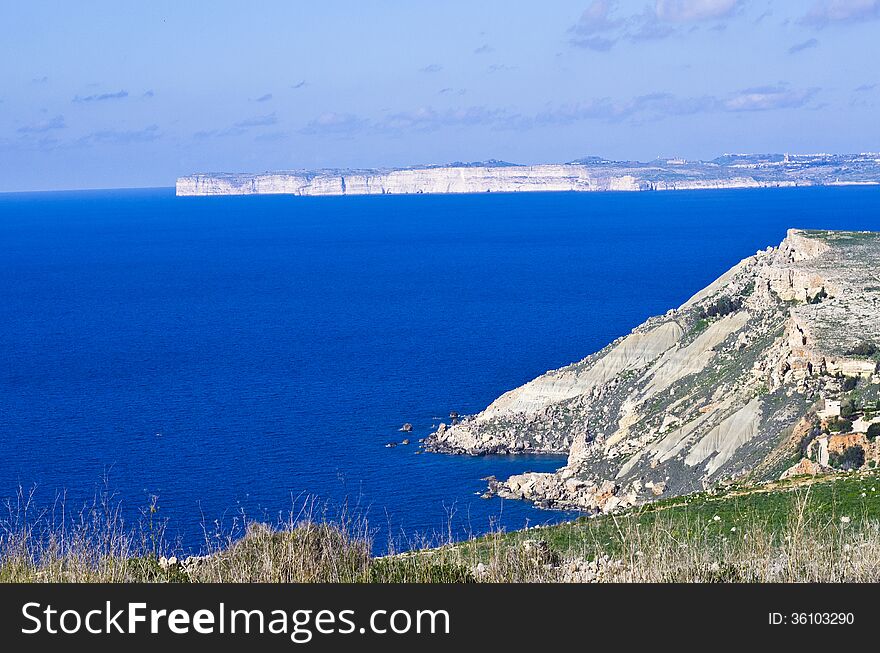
1,0,879,191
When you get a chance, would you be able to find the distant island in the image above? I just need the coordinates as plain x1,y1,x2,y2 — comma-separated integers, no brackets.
176,153,880,197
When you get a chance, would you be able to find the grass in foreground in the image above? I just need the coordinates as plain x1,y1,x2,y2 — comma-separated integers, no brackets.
3,472,880,582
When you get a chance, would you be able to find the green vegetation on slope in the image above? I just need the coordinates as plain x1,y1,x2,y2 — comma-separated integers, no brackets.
452,471,880,563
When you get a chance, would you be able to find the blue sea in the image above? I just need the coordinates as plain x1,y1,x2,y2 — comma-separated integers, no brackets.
1,186,879,553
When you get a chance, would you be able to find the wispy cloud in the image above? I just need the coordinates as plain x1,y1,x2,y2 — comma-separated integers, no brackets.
571,0,623,36
753,8,772,23
292,81,307,89
298,106,520,137
570,35,617,51
73,90,129,103
626,17,677,42
788,37,820,54
488,63,517,73
855,82,878,92
653,0,740,23
569,0,742,50
299,112,368,136
234,113,277,128
31,76,49,84
253,130,288,142
722,85,819,111
419,64,443,73
142,90,155,98
255,93,273,102
801,0,880,26
381,106,516,132
535,85,817,123
195,113,279,139
78,124,160,144
534,92,716,125
17,115,66,134
299,84,818,138
473,44,493,54
8,122,160,152
569,0,623,48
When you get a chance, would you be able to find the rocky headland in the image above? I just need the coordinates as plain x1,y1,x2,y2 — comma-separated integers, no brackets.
426,229,880,514
176,153,880,197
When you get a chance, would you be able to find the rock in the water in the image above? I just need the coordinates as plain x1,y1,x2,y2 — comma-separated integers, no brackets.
400,423,413,432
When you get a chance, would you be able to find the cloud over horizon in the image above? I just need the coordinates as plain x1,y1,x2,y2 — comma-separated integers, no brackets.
194,113,279,139
570,0,741,50
78,124,160,145
722,85,820,111
801,0,880,26
297,84,820,138
73,90,129,103
17,115,66,134
299,112,368,136
788,38,820,54
234,113,277,128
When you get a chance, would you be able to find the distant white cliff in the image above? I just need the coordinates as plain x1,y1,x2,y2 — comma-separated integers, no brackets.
176,153,880,197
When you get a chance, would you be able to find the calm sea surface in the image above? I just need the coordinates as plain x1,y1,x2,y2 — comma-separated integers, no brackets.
1,186,878,552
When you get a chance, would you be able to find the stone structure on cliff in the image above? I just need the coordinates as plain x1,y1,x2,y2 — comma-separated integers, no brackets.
426,229,880,513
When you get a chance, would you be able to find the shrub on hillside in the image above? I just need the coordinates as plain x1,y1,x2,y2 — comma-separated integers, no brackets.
808,288,828,304
847,341,878,357
827,417,854,433
699,296,743,320
368,558,475,583
867,423,880,440
829,445,865,471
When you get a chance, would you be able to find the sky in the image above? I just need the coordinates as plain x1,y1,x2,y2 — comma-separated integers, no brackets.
1,0,879,191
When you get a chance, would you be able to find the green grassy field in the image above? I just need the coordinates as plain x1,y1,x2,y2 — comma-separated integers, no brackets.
453,471,880,561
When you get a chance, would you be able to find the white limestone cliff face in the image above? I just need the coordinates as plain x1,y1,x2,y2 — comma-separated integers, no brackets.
177,165,642,196
428,229,880,513
176,165,810,197
176,153,880,197
481,322,684,420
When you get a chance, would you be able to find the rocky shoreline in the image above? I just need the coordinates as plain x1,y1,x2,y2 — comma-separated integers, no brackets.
424,229,880,514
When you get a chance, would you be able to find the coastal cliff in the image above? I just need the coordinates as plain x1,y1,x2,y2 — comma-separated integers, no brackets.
176,153,880,197
426,229,880,513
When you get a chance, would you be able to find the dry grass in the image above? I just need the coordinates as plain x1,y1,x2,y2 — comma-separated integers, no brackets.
431,487,880,582
4,478,880,583
558,492,880,582
188,522,371,583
